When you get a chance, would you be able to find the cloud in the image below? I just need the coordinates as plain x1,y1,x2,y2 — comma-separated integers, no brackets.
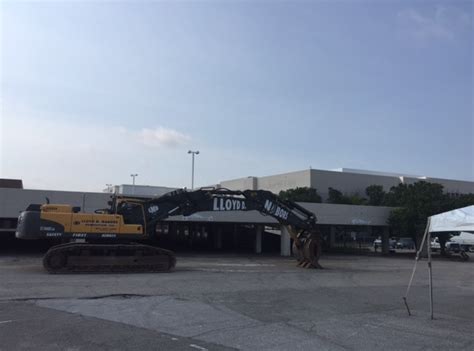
1,103,315,192
135,127,191,148
398,5,471,41
0,107,194,190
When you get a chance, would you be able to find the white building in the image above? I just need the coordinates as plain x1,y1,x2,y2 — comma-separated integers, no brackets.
218,168,474,200
104,184,178,197
1,168,472,257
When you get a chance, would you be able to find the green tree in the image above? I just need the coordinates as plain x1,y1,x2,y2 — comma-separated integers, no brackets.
348,193,367,205
279,187,322,203
388,207,417,238
384,183,409,207
443,193,474,211
386,181,446,249
386,182,474,253
327,187,367,205
365,185,385,206
327,187,350,204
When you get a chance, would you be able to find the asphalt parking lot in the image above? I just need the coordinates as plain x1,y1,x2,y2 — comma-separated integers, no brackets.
0,252,473,350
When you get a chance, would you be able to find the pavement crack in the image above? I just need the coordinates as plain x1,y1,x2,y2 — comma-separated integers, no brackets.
0,293,154,302
78,293,152,300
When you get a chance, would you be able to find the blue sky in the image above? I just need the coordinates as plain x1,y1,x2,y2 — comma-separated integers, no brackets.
1,0,472,191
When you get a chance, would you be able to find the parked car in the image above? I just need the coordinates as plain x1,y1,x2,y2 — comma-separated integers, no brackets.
373,238,381,250
396,237,415,250
431,237,472,253
445,242,471,261
431,238,441,252
373,238,396,252
448,232,474,252
446,242,470,253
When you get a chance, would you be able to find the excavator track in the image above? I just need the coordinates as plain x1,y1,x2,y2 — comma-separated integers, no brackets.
43,243,176,273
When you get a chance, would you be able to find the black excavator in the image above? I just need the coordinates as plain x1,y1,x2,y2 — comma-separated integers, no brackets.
16,188,322,273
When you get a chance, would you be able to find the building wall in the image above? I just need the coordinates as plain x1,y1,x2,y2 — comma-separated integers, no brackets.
219,177,258,191
310,169,401,200
0,188,110,219
168,202,393,226
220,170,311,193
301,203,393,226
105,185,178,197
0,187,392,231
402,177,474,194
257,169,311,193
219,169,474,200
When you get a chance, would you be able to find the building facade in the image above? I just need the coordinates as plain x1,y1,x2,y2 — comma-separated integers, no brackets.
2,168,472,256
218,168,474,200
104,184,178,197
1,180,394,256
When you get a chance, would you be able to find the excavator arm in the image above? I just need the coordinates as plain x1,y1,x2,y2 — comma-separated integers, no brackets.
116,188,322,268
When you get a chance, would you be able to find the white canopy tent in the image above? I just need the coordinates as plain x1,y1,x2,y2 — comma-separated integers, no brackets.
403,205,474,319
429,205,474,233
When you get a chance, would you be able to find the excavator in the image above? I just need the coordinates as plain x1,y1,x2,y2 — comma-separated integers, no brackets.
15,188,322,273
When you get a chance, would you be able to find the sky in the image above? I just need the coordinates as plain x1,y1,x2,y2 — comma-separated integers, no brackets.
0,0,472,191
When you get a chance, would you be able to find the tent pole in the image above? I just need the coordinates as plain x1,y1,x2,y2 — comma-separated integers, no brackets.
403,221,430,316
427,218,434,320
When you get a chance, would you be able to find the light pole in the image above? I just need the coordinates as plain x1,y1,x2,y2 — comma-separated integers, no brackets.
130,174,138,194
187,150,199,189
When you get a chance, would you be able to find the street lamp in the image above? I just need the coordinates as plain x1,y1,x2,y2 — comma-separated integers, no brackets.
130,174,138,194
187,150,199,189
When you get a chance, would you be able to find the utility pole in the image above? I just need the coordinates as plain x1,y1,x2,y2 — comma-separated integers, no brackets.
187,150,199,189
130,174,138,195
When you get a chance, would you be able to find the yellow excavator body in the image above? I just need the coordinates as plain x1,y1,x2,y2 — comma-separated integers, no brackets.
39,204,143,237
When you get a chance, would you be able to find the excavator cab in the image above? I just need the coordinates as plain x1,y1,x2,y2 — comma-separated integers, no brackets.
117,201,146,227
